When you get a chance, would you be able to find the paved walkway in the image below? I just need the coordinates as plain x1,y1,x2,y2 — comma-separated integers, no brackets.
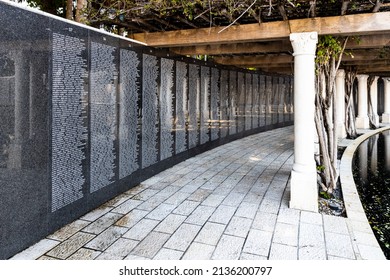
10,126,385,260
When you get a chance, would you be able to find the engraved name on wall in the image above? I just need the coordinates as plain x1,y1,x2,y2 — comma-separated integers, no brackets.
210,67,220,141
119,49,140,179
142,54,159,168
160,58,174,160
175,61,188,154
188,64,200,148
200,66,210,145
90,41,117,193
51,32,88,211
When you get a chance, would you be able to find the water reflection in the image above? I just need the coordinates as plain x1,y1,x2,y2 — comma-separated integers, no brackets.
353,130,390,259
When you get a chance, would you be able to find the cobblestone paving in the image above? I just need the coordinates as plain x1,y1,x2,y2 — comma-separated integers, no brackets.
11,126,380,260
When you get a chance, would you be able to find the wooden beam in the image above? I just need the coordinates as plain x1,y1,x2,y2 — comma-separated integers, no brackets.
131,12,390,47
170,40,292,55
212,49,386,68
346,34,390,49
168,34,390,56
213,54,293,66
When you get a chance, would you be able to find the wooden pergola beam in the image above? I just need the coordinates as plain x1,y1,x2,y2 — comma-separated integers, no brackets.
170,40,292,55
214,54,293,66
131,12,390,47
169,34,390,56
213,50,388,67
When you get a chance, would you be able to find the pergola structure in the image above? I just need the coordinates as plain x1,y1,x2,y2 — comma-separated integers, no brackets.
90,0,390,212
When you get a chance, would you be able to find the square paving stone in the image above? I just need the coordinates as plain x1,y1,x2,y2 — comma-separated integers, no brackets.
164,223,201,251
122,219,160,241
258,198,280,214
325,232,355,259
182,242,215,260
136,195,167,211
300,211,323,226
104,238,139,258
82,212,123,235
173,200,200,216
276,207,301,225
164,191,191,206
221,192,246,207
243,229,273,257
131,189,160,201
195,222,226,246
272,222,298,246
67,248,101,260
225,216,252,238
84,226,128,251
208,205,237,224
153,248,184,260
154,214,187,234
185,205,215,226
299,223,325,249
323,215,349,235
114,209,149,228
111,199,143,215
146,203,177,221
131,232,171,259
201,194,226,207
80,206,112,222
188,189,212,202
212,235,245,260
240,253,268,260
252,211,277,232
235,202,259,219
269,243,298,260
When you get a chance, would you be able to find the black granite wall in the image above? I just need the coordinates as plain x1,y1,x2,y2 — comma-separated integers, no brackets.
0,1,293,259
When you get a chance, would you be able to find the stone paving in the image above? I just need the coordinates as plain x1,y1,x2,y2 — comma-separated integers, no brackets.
10,126,385,260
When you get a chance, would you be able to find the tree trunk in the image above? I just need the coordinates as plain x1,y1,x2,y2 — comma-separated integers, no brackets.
75,0,87,23
66,0,73,20
367,76,378,129
345,68,357,139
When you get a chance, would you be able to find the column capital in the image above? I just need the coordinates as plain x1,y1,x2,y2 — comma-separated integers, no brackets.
383,77,390,83
289,32,318,56
357,74,369,81
336,69,345,78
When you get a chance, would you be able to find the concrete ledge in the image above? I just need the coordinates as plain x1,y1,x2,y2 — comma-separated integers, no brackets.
340,126,389,260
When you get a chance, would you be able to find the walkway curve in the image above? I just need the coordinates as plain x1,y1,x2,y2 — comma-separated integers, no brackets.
10,126,386,260
339,127,388,260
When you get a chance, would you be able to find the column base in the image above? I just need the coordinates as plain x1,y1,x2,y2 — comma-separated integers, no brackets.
382,113,390,123
373,114,380,127
336,122,347,139
289,168,318,212
356,116,370,129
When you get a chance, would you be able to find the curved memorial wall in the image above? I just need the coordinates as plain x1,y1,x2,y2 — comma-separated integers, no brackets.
0,1,293,259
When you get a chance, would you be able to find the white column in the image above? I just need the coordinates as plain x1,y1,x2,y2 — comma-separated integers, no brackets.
382,78,390,123
289,32,318,212
335,69,346,139
356,74,370,129
370,76,379,127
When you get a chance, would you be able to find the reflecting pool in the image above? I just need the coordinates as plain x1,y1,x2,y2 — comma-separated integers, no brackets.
353,130,390,259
